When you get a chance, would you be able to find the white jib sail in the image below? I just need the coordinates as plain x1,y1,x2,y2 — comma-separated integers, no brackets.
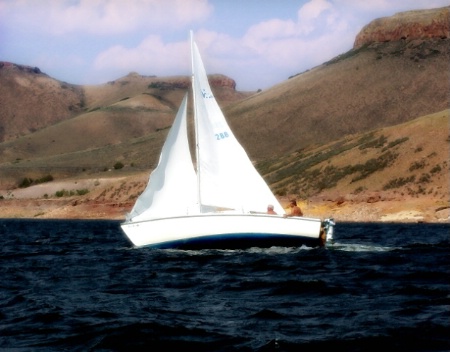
129,94,198,221
191,37,285,215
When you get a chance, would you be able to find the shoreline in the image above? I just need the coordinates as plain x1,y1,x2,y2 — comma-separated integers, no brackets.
1,197,448,224
1,175,448,223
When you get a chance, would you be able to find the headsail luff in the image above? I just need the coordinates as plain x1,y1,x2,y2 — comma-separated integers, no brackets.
129,94,198,222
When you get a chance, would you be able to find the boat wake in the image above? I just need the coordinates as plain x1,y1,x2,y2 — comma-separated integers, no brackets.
326,242,398,252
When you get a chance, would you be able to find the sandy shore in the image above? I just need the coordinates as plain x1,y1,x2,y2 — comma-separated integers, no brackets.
1,195,448,223
0,177,448,223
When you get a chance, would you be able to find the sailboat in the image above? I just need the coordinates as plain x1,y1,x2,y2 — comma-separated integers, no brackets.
120,32,335,249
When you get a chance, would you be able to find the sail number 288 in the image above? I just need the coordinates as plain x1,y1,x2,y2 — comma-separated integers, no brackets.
215,131,229,140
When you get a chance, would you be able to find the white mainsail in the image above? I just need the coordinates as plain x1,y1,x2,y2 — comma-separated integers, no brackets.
190,35,285,215
128,94,198,222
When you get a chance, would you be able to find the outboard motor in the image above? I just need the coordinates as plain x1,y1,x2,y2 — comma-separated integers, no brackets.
322,218,335,243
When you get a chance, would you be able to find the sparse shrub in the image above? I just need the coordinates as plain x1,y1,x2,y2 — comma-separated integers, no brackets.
35,175,54,184
76,189,89,196
55,189,89,197
417,185,426,194
382,137,409,151
430,164,442,174
19,178,33,188
18,175,54,188
276,188,287,196
351,151,398,182
358,135,387,150
55,189,66,197
114,162,124,170
357,133,375,145
354,186,366,194
418,173,431,183
383,175,415,190
409,160,426,171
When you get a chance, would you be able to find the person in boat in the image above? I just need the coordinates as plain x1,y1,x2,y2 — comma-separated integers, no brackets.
284,199,303,217
267,204,277,215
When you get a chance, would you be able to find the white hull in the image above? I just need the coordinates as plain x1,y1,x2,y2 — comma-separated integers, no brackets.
121,213,325,249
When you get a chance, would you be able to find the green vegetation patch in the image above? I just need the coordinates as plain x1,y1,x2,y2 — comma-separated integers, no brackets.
113,162,124,170
55,189,89,197
382,137,409,151
383,176,416,190
259,130,407,197
324,43,370,66
358,134,387,150
19,175,54,188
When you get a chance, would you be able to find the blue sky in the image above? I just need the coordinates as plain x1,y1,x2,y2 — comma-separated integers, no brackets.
1,0,448,90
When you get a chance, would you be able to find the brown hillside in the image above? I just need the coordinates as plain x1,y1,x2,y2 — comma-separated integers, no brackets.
262,110,449,221
0,67,246,146
225,36,449,159
0,73,248,170
1,110,448,222
0,62,85,142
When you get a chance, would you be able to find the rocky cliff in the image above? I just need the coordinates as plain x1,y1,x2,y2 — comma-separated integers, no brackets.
354,6,449,48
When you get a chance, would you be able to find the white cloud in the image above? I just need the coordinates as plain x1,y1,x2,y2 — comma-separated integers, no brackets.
237,0,351,74
299,0,333,19
1,0,213,35
93,35,189,77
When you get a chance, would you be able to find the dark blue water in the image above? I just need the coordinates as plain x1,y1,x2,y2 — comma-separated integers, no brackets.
0,220,449,351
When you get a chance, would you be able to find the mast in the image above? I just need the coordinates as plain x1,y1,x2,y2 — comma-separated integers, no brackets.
190,30,202,212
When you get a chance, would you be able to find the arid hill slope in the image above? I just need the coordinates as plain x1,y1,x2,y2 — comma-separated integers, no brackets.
1,110,448,222
0,67,244,145
0,62,85,142
226,36,448,158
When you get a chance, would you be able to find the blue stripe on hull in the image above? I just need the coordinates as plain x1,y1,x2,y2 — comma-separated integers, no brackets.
143,233,322,250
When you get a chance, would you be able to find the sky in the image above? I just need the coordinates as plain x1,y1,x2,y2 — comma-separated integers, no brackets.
1,0,448,91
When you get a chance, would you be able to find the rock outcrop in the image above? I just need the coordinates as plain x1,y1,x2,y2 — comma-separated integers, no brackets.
121,73,236,91
354,6,449,48
208,74,236,90
0,61,42,74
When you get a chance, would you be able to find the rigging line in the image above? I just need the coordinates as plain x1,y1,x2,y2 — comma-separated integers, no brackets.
190,30,202,212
